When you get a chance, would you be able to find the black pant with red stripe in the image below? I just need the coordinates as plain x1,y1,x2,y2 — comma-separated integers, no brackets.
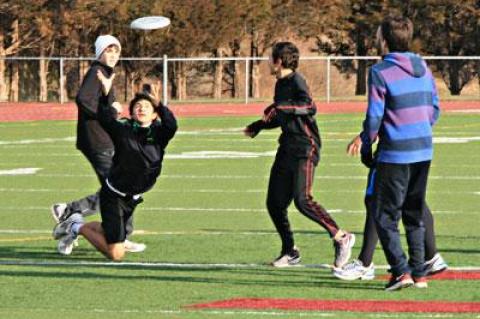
266,153,340,254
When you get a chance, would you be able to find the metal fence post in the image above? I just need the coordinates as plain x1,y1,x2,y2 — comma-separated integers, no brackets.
326,56,331,103
163,54,168,105
60,57,64,104
245,58,249,104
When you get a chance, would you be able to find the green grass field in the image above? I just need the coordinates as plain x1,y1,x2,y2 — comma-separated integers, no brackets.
0,113,479,318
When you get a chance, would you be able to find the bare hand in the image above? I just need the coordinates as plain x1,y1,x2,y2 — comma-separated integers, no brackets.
111,102,123,115
97,70,115,95
243,127,255,138
347,135,362,156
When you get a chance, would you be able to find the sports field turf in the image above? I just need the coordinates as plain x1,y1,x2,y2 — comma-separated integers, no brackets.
0,112,479,318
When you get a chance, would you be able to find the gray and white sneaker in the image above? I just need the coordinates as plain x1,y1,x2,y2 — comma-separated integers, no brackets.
51,203,68,223
124,239,146,253
271,247,301,268
52,213,83,240
57,234,77,255
333,259,375,280
425,253,448,276
333,233,355,268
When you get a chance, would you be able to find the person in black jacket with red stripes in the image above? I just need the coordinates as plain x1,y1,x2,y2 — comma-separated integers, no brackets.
53,71,177,261
245,42,355,268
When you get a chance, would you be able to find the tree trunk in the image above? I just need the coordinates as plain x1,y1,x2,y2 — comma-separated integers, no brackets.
448,60,461,95
355,33,367,95
213,48,223,99
175,61,187,100
249,32,261,99
232,40,242,98
0,32,7,102
10,62,19,102
39,56,48,102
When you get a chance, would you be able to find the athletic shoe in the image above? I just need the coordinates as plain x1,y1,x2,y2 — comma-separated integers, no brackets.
271,247,301,268
333,233,355,268
385,273,414,291
413,276,428,288
124,239,147,253
52,213,83,240
50,203,67,223
57,234,76,255
425,253,448,276
333,259,375,280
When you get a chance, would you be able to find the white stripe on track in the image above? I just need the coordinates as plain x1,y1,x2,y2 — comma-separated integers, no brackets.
0,259,479,272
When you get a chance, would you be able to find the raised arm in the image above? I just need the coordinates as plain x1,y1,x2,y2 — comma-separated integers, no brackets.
154,103,178,149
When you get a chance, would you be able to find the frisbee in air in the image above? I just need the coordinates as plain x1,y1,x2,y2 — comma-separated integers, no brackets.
130,16,171,30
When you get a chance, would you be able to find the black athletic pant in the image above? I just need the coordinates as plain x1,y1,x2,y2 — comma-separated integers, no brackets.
66,148,134,236
373,161,431,277
266,153,339,254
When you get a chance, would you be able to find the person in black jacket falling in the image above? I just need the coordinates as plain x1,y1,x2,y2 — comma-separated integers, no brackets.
50,35,145,255
244,42,355,268
52,69,177,261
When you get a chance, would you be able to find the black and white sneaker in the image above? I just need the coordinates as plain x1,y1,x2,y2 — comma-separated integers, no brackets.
52,213,83,240
271,247,301,268
425,253,448,276
50,203,68,223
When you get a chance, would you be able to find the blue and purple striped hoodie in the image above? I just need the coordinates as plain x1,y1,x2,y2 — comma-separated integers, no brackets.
360,52,440,164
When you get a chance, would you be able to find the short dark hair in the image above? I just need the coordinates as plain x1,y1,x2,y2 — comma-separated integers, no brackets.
129,92,157,115
271,42,300,70
380,16,413,52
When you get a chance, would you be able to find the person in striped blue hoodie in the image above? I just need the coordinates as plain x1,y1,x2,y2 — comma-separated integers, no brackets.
347,15,440,291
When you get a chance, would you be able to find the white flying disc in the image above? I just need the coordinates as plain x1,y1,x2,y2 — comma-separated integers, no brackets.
130,16,171,30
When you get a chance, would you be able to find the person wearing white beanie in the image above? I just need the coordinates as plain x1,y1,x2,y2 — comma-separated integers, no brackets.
51,34,146,256
95,34,121,67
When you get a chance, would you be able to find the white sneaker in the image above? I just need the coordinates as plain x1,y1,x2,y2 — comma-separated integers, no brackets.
333,233,355,268
425,253,448,276
57,234,76,255
271,247,301,268
52,213,83,240
51,203,67,223
124,239,146,253
333,259,375,280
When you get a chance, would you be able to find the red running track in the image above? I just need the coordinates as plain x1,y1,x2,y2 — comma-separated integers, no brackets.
190,298,480,313
1,101,480,122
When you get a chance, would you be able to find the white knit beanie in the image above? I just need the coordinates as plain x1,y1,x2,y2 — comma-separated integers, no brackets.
95,35,121,60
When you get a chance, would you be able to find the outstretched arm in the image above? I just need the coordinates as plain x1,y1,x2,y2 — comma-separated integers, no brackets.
244,104,280,138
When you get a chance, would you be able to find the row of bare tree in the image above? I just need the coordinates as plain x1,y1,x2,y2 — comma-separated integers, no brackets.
1,0,480,102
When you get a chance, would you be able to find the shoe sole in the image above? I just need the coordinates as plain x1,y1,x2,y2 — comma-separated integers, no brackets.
385,280,414,291
271,257,301,268
333,272,375,281
426,265,448,276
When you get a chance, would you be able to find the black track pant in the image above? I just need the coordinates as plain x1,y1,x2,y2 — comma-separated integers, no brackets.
373,161,431,277
358,169,438,266
266,154,339,254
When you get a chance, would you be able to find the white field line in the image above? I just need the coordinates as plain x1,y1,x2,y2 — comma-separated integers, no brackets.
0,259,479,272
0,207,476,215
0,134,479,145
0,308,464,319
0,188,478,197
21,173,480,180
0,168,41,175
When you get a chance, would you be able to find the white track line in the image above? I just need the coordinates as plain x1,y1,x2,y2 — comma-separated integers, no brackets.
0,259,479,272
0,207,476,215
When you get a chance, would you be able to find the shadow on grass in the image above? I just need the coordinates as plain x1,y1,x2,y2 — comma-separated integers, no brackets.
0,267,382,290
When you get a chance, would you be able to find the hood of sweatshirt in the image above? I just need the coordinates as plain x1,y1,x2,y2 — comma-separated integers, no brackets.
383,52,426,78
